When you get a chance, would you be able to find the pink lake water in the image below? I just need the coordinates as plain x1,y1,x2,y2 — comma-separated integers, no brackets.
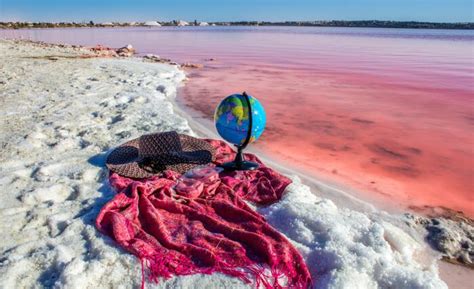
2,27,473,216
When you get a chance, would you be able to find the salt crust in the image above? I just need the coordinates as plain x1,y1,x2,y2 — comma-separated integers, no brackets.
0,40,447,289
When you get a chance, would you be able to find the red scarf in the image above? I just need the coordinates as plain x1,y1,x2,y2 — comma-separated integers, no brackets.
96,139,312,288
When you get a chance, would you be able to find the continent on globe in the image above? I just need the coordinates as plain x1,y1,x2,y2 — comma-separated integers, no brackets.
214,93,266,146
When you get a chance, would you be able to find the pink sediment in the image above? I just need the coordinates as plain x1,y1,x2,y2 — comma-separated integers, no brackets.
180,59,474,218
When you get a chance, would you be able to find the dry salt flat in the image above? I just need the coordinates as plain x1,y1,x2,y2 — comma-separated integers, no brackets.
0,39,453,289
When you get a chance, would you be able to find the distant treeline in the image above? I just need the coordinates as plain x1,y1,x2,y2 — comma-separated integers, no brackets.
223,20,474,29
1,20,473,30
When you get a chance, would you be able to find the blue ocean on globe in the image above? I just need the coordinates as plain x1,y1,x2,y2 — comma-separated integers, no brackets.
214,93,266,146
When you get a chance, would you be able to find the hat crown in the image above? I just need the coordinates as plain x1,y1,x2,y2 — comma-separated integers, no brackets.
106,132,216,178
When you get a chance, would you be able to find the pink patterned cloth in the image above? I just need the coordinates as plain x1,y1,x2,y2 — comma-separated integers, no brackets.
96,139,312,288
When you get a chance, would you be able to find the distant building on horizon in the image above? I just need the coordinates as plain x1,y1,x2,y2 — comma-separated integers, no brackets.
144,21,161,27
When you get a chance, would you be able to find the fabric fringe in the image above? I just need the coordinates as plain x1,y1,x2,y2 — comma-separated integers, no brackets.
140,254,312,289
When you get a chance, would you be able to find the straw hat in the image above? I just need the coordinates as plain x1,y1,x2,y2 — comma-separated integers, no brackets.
106,131,216,178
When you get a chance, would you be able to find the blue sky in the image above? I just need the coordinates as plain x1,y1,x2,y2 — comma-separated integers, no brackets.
1,0,472,23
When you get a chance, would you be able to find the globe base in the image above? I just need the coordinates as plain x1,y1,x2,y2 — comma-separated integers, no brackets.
220,160,259,171
219,140,259,171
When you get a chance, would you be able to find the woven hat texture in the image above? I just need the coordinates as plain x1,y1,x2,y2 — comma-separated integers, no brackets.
106,131,215,178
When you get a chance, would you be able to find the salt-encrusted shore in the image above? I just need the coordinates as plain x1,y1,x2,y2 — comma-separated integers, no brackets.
0,39,469,288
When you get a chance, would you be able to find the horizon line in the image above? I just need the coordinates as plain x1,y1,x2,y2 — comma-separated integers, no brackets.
1,19,473,24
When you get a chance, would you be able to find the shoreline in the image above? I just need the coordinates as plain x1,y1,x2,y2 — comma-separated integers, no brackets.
174,87,474,286
173,88,473,221
0,37,469,288
173,61,474,276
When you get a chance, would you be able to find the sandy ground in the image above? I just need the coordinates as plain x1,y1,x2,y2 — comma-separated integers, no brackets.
0,39,459,288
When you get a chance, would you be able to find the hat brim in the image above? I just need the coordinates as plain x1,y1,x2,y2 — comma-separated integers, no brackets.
106,133,215,178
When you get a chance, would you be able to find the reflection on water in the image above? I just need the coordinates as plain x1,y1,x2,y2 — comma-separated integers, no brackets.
3,26,473,216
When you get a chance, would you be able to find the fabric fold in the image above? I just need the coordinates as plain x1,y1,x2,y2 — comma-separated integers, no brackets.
96,139,312,289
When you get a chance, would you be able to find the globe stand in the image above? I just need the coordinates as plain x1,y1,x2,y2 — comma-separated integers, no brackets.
220,145,259,171
219,91,259,171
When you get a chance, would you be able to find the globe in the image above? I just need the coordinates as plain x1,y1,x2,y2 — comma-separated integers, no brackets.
214,93,266,147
